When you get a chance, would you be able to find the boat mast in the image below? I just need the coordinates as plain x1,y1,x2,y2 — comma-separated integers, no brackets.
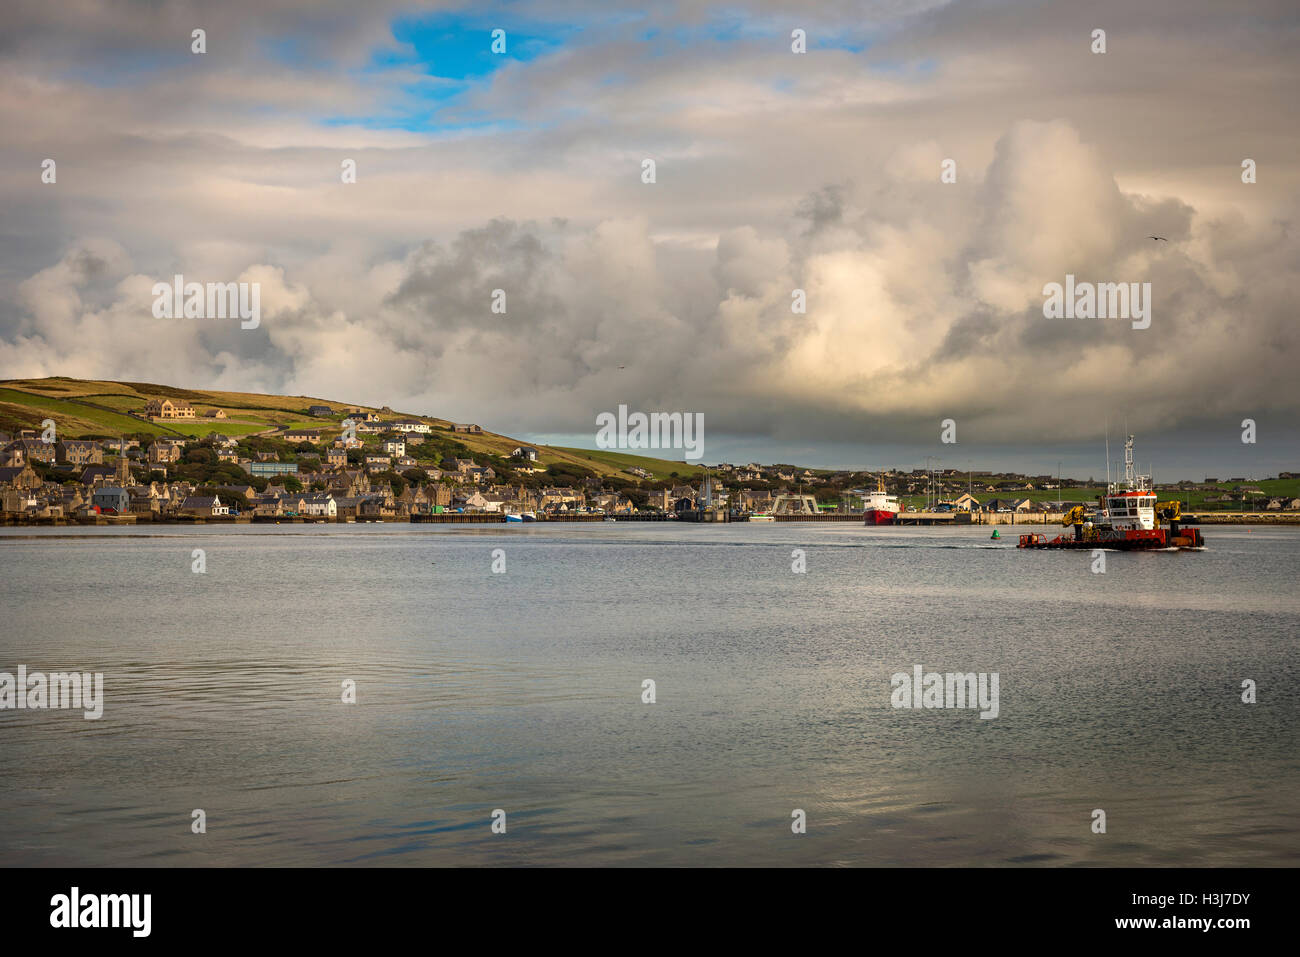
1105,422,1110,493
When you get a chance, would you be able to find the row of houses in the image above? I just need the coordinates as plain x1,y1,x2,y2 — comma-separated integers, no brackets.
2,433,191,470
0,453,618,520
0,425,518,495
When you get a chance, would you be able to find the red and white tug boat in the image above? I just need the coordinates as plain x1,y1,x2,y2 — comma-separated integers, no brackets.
862,476,901,525
1018,436,1205,551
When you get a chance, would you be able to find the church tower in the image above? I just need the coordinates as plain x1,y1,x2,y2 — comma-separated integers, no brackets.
115,443,131,485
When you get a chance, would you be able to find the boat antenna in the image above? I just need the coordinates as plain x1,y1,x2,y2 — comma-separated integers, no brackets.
1105,419,1110,492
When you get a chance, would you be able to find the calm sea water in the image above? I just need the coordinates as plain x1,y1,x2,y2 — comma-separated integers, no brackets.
1,522,1296,867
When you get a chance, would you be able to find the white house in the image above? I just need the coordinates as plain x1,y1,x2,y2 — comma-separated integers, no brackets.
392,420,433,434
299,493,337,518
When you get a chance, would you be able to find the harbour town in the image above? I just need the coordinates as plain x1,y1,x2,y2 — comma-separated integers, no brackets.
2,379,1296,528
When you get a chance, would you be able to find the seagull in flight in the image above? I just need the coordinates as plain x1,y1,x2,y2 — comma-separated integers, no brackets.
1148,235,1168,242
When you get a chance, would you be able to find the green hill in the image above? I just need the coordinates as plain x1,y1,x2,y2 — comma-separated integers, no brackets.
0,376,701,482
554,447,704,482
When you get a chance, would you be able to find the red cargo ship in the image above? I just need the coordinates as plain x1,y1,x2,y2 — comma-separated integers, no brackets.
862,476,901,525
1018,436,1205,551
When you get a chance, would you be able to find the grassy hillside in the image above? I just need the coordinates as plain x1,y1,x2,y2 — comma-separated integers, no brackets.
897,486,1100,509
0,376,697,482
1179,478,1300,509
554,446,705,482
0,386,177,437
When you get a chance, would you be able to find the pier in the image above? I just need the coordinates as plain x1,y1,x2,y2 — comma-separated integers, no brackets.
970,511,1065,525
676,507,730,523
410,513,507,524
772,513,861,522
1182,511,1300,524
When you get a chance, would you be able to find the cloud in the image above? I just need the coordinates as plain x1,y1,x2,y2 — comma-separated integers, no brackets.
1,0,1297,466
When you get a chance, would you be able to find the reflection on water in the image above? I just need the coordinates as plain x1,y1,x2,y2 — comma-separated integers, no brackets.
1,523,1297,866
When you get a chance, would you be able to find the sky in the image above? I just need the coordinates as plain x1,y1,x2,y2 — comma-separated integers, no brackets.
1,0,1297,479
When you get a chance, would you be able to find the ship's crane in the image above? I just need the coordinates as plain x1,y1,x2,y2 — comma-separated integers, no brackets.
1155,501,1182,524
1061,505,1090,527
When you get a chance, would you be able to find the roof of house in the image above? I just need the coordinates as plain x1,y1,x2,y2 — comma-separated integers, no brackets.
181,495,222,508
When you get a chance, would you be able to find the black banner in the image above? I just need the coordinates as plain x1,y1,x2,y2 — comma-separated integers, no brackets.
0,867,1280,944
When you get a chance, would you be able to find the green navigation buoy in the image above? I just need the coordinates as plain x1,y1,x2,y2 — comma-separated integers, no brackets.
990,529,1000,540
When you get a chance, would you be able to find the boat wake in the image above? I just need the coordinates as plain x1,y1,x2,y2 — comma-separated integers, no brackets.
879,542,1010,550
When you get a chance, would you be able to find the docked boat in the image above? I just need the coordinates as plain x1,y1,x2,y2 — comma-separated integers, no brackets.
749,512,775,523
505,513,524,523
862,477,901,525
1018,436,1204,551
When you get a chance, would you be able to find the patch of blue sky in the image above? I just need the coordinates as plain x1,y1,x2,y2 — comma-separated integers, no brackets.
317,68,528,134
314,12,581,133
383,13,576,80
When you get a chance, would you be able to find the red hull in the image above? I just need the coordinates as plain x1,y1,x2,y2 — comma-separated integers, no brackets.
863,509,898,526
1018,527,1204,550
